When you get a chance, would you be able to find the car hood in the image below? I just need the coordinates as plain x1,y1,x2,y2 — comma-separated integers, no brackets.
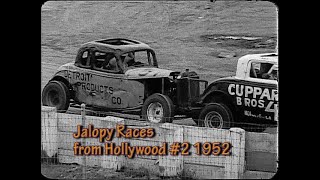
125,67,178,79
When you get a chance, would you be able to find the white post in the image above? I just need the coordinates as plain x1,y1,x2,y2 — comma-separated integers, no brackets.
158,123,184,177
41,106,58,158
81,104,87,180
225,128,245,179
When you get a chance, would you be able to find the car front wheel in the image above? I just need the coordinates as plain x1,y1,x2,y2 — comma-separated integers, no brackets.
42,80,70,112
198,103,233,129
141,93,174,123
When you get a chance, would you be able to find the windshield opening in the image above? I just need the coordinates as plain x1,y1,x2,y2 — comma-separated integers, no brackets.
119,49,157,69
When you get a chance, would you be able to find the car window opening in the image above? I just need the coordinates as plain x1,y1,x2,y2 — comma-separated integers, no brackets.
80,50,91,68
92,50,121,73
250,62,278,81
121,50,154,69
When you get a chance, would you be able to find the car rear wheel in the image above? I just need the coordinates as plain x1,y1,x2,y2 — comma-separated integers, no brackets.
141,93,174,123
42,80,70,112
198,103,233,129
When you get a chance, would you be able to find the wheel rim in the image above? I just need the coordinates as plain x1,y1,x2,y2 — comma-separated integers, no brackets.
204,112,223,128
47,90,60,107
146,102,164,123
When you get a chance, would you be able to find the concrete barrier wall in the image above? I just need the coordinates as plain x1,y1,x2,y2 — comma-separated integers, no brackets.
57,113,126,171
182,126,246,179
41,106,58,158
245,132,278,172
242,129,278,179
41,106,278,179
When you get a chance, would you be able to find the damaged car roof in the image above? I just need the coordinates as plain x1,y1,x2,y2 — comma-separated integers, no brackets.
80,38,153,54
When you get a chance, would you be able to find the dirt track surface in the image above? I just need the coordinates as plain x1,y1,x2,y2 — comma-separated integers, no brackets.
41,1,277,90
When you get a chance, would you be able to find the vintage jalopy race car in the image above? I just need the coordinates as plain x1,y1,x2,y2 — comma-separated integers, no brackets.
42,38,278,130
42,38,208,123
197,53,278,129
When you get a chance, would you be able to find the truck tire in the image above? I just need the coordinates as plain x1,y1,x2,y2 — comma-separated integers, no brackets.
141,93,174,123
198,103,233,129
42,80,70,112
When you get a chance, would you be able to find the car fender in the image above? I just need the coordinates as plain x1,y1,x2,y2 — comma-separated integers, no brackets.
200,80,238,120
49,71,74,97
50,70,72,88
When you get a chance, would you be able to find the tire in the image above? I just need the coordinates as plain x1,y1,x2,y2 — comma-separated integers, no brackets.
42,80,70,112
198,103,233,129
141,93,174,123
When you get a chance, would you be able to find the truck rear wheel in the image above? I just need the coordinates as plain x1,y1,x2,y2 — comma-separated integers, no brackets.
141,93,174,123
198,103,233,129
42,80,70,112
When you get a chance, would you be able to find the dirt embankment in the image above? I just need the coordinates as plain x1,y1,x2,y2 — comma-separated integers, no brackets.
41,1,277,89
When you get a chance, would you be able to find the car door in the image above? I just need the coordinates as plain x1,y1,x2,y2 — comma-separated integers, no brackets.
87,50,145,110
235,79,278,123
237,61,278,123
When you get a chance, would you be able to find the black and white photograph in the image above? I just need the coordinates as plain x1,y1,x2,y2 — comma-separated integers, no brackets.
41,0,278,179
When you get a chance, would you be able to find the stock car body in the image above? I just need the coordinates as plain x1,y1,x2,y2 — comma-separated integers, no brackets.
198,53,278,129
42,38,278,130
42,38,207,123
